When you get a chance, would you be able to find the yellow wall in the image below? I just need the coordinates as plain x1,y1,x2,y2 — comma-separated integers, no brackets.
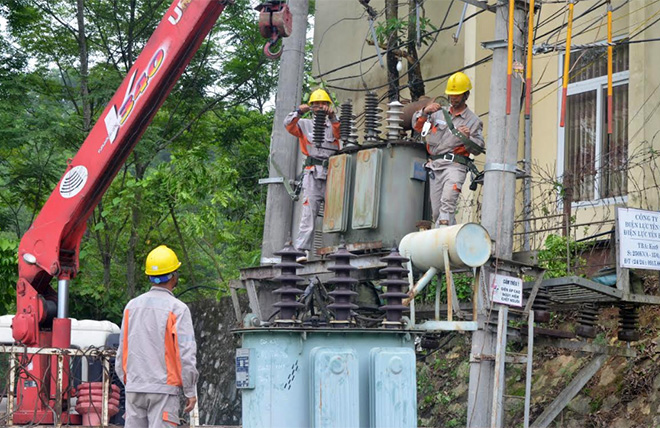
313,0,660,250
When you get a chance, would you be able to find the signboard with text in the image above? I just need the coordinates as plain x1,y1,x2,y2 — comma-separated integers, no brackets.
617,207,660,270
491,274,523,307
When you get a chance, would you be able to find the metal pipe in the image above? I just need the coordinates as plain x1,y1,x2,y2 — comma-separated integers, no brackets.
524,310,534,428
523,0,535,251
416,0,421,47
405,267,437,303
369,18,384,68
399,223,492,272
525,0,535,117
523,115,532,251
57,279,69,318
103,356,110,426
415,320,478,331
506,0,515,115
607,1,613,134
443,246,452,322
453,2,469,44
559,0,575,128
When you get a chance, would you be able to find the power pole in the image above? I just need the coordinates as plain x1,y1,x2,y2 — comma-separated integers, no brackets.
467,1,525,427
260,0,309,264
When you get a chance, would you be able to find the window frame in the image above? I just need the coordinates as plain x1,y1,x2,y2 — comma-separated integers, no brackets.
557,51,629,208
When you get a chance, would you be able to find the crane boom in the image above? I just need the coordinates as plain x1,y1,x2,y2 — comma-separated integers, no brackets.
12,0,233,423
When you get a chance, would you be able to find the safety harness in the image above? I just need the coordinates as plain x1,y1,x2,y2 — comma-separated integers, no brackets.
303,157,329,168
425,108,485,190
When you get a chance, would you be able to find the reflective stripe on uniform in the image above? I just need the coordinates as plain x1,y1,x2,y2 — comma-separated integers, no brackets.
122,309,129,383
165,312,183,386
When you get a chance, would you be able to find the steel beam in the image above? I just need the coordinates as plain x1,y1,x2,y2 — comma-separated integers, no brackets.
531,354,608,428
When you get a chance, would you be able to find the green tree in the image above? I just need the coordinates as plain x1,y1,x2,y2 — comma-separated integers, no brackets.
0,0,276,323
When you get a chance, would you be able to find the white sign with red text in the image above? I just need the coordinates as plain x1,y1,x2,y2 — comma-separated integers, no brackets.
491,273,523,307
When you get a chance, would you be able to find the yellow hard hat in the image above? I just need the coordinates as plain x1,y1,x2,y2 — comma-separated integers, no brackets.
309,89,332,104
445,72,472,95
144,245,181,276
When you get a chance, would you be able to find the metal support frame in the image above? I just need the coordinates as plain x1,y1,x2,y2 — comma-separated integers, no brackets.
531,354,608,428
523,311,534,428
245,279,263,321
491,305,508,428
0,346,115,427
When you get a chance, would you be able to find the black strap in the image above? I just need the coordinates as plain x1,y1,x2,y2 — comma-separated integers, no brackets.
430,153,480,175
304,157,328,168
441,108,486,155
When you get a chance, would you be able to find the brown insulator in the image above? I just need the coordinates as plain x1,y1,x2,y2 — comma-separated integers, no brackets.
339,100,357,147
618,304,640,342
576,303,598,338
379,248,410,329
532,289,552,323
326,246,359,326
313,109,328,147
272,243,306,324
364,92,382,143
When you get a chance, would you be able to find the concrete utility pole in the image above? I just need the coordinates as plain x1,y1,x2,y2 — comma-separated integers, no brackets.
260,0,309,265
467,1,525,427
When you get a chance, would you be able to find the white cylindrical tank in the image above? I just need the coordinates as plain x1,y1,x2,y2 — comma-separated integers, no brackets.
399,223,492,271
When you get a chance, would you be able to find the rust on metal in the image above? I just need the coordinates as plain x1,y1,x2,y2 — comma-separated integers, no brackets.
323,154,352,233
352,148,381,230
318,240,384,255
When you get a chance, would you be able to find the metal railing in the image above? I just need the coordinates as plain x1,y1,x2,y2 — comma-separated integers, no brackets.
0,345,114,427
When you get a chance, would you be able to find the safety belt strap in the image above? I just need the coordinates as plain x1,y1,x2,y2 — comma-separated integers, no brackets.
441,108,486,155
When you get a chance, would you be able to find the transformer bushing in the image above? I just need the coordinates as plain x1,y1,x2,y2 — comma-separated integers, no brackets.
576,303,598,338
339,100,359,147
272,243,306,324
532,289,552,323
363,92,382,143
386,101,404,141
313,109,328,147
379,248,410,329
618,304,640,342
326,246,359,326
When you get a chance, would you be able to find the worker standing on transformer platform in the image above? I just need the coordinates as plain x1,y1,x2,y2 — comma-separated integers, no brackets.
116,245,199,427
413,72,485,226
284,88,340,260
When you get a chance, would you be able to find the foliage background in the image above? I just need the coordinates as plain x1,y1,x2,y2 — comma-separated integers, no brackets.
0,0,282,324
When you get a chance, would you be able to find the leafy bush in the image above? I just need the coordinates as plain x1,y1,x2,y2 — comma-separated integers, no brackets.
536,234,587,278
0,237,18,314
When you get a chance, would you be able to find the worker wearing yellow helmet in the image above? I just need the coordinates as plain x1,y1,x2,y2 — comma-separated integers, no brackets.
117,245,199,427
284,88,341,259
412,72,485,226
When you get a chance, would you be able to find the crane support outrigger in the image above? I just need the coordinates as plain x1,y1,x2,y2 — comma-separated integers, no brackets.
10,0,242,423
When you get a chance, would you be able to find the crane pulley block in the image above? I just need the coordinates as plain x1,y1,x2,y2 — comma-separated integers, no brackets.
255,1,293,59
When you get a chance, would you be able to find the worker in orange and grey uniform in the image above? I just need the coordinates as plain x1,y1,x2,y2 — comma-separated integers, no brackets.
284,88,340,256
413,72,485,226
116,245,198,428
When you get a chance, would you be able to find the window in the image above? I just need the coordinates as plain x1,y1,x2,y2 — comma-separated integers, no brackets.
559,44,629,203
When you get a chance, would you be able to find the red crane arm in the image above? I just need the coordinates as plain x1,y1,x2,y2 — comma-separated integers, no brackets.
14,0,230,344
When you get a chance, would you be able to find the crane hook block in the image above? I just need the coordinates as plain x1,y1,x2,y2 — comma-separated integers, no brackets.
255,1,293,60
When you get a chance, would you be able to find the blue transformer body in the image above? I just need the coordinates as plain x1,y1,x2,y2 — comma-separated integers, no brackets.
237,328,417,428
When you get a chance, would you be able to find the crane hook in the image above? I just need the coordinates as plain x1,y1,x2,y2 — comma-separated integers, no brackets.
256,1,292,61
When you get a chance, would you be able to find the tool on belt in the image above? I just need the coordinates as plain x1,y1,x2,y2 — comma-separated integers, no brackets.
428,152,483,192
303,157,329,168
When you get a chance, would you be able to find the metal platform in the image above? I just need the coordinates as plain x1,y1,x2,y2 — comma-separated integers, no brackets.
524,275,660,306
